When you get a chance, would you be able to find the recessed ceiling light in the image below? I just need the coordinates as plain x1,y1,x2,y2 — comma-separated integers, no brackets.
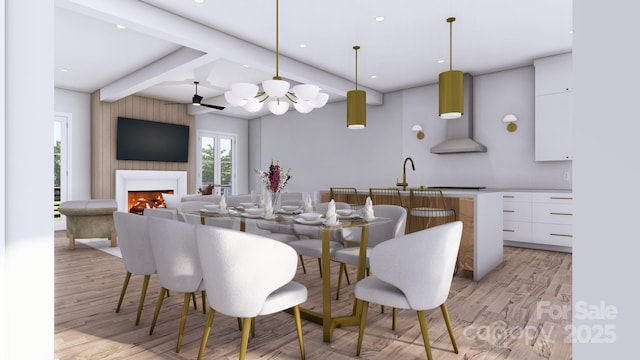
569,29,573,34
437,59,445,63
60,69,68,72
194,0,204,3
299,43,307,48
375,16,385,22
371,75,377,79
242,64,249,68
116,24,126,29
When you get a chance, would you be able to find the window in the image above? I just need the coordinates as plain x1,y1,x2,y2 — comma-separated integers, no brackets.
196,131,236,195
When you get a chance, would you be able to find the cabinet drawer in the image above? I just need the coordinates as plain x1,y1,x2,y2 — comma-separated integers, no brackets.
503,201,531,222
532,223,572,247
503,192,532,202
503,220,532,242
532,192,573,204
532,203,573,225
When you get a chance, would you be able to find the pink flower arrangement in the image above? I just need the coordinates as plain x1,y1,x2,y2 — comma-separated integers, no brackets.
255,161,291,194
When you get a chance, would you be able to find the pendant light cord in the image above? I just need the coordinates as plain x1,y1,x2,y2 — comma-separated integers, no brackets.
274,0,280,80
353,45,360,90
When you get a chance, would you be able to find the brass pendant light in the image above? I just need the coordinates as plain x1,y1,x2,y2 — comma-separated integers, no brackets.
439,17,464,119
347,45,366,129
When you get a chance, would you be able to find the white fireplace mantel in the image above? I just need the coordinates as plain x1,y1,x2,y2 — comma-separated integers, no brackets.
115,170,187,212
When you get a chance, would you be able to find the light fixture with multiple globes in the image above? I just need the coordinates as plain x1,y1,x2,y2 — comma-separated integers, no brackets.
224,0,328,115
347,45,366,129
439,17,464,119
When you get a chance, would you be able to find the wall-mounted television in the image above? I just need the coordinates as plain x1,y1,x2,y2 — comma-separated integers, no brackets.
116,117,189,162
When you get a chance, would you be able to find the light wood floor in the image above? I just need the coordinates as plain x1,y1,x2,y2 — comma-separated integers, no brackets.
54,230,572,359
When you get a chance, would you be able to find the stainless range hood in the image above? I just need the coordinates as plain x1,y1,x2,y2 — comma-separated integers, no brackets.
430,73,487,154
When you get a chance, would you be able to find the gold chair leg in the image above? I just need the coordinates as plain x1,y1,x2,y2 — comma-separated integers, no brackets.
251,318,255,338
299,255,306,274
191,292,197,310
149,287,167,335
392,307,398,330
116,272,131,313
440,303,458,353
239,318,253,360
417,310,433,360
356,300,370,356
344,264,351,285
237,318,242,330
336,263,345,300
293,305,306,360
201,290,207,314
135,274,150,325
197,307,215,360
317,258,323,278
176,293,192,353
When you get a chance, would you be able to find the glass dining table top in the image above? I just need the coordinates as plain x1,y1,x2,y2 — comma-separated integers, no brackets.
195,207,392,342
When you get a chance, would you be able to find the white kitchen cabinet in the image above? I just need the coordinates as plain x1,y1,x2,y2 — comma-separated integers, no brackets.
503,191,573,252
534,52,573,161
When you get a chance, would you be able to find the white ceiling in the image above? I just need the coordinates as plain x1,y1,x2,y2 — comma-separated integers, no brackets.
54,0,573,119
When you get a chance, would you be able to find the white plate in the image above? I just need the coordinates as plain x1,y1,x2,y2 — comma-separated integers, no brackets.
294,217,324,225
339,214,362,220
200,208,217,213
241,212,262,218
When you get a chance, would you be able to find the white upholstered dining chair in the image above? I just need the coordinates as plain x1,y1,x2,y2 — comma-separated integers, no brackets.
333,204,407,300
195,226,307,360
354,221,463,360
146,216,206,353
113,211,156,325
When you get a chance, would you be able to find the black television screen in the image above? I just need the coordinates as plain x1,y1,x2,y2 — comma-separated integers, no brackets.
116,117,189,162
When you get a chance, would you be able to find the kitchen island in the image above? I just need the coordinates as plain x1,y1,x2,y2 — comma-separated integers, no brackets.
320,188,503,281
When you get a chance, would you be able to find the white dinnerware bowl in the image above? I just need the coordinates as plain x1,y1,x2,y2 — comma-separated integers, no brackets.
281,205,300,212
245,207,265,215
299,212,322,221
204,204,220,211
336,209,354,216
239,202,255,208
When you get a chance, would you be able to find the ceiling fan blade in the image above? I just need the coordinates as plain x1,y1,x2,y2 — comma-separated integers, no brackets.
200,103,226,110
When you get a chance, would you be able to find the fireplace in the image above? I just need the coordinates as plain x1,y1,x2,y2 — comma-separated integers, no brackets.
115,170,187,213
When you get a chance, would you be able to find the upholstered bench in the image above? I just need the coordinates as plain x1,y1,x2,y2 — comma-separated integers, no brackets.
58,200,118,250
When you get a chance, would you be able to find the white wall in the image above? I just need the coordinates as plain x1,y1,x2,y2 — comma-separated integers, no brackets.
54,88,91,200
2,0,54,358
253,92,402,195
402,66,572,190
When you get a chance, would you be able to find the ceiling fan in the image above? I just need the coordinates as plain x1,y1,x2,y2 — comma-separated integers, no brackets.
167,81,225,110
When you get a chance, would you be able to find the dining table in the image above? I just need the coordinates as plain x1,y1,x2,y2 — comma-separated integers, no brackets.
198,206,391,342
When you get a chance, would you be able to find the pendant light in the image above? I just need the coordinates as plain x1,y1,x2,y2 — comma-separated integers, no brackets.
439,17,464,119
224,0,328,115
347,45,366,129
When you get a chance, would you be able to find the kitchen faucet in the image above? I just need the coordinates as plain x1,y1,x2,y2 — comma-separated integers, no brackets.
396,156,415,191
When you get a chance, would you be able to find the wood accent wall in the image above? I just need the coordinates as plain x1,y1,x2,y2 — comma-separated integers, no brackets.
90,91,195,199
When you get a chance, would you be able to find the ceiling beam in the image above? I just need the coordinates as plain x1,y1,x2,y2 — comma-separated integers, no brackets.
57,0,383,104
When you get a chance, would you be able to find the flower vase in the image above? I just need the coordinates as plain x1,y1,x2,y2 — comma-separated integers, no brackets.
270,191,281,211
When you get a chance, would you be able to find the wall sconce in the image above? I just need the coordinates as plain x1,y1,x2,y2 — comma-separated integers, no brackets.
411,124,425,140
503,114,518,132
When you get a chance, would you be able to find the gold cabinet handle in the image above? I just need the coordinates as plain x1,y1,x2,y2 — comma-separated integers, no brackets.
503,229,515,232
550,212,572,216
550,196,573,200
503,195,515,198
550,233,572,237
503,210,515,213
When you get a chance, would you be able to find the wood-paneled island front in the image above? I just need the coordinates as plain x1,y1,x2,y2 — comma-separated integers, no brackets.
320,188,503,281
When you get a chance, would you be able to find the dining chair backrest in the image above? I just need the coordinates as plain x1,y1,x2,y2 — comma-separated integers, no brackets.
369,221,462,310
113,211,155,275
225,194,253,207
143,207,178,221
147,217,203,293
177,200,211,214
339,204,407,246
329,187,362,209
369,188,404,207
195,226,299,318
